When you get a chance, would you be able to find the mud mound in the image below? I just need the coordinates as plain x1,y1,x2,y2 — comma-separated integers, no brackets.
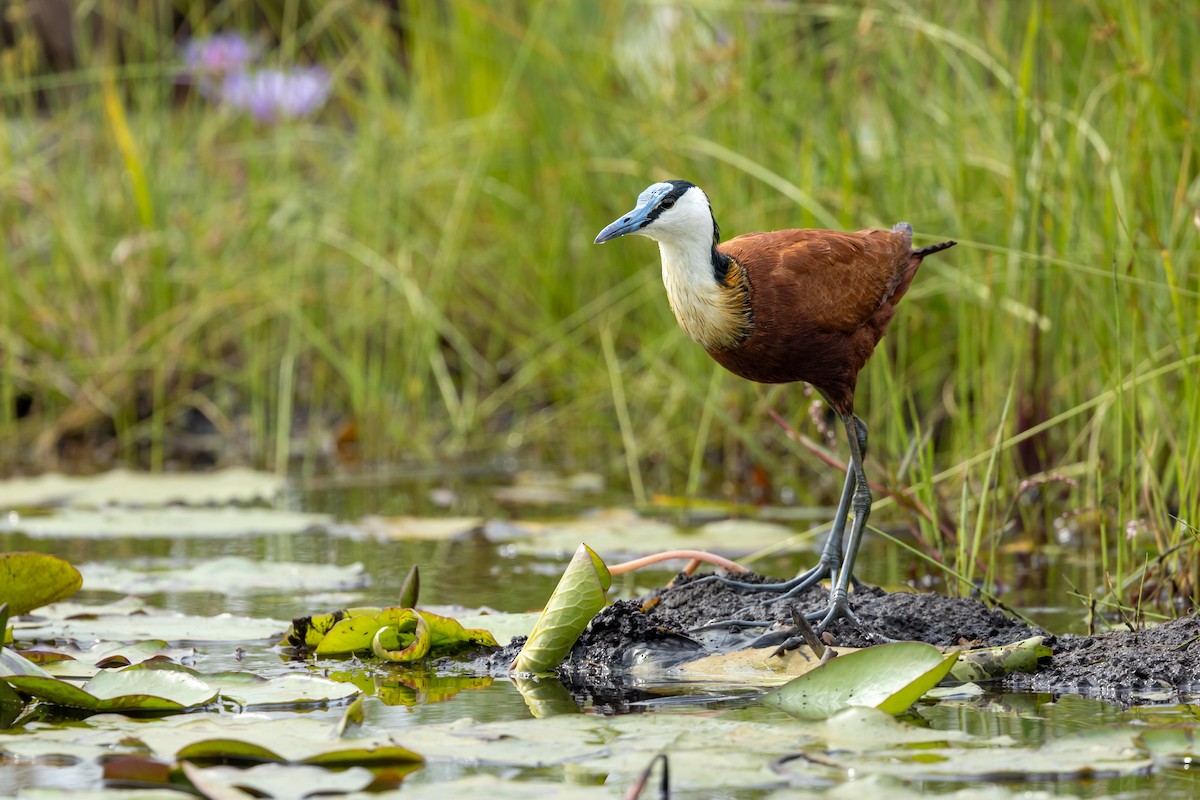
1002,613,1200,698
478,573,1200,703
642,573,1041,649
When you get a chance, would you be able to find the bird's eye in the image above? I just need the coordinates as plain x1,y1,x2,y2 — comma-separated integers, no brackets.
660,197,676,210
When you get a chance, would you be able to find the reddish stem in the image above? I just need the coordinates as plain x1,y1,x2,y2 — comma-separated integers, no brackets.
608,549,749,576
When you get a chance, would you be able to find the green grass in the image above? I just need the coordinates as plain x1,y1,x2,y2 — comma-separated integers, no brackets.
1,1,1196,611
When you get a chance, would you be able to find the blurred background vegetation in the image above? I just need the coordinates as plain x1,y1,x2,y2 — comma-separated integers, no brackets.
1,1,1196,608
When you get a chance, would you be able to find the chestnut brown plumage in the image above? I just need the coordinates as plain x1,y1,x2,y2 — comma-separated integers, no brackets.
595,180,956,629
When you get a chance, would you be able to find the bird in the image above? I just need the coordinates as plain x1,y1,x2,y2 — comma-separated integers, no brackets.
594,180,956,630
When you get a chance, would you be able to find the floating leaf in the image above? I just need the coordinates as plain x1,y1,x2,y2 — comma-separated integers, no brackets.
12,600,286,644
797,726,1152,781
358,516,485,541
2,659,355,715
80,557,367,595
180,761,257,800
762,641,959,720
5,663,218,712
0,552,82,615
949,636,1050,682
24,640,195,678
512,543,611,674
1136,726,1200,765
508,514,795,558
0,467,285,507
183,762,377,798
333,693,366,738
1,507,330,539
141,717,423,765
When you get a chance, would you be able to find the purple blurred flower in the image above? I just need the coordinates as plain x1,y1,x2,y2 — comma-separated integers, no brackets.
219,67,332,122
182,33,262,96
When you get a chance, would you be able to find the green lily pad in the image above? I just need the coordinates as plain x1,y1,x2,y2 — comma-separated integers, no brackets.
24,640,196,678
5,663,218,712
0,552,82,615
0,663,358,720
762,641,959,719
512,543,611,674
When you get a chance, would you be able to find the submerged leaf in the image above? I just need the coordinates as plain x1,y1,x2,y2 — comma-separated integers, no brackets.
0,552,82,615
762,641,958,720
512,543,611,674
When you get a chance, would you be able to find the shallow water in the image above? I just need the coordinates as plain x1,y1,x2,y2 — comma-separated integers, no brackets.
1,475,1196,797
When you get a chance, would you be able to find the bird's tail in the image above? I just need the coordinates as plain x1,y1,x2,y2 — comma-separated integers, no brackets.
913,240,957,259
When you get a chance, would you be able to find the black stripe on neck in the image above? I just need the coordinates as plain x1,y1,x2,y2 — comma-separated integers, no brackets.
711,246,731,284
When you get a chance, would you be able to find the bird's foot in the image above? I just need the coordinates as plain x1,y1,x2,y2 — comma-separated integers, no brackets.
803,590,895,643
701,559,835,604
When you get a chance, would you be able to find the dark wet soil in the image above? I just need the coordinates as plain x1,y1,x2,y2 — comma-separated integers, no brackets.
488,572,1200,702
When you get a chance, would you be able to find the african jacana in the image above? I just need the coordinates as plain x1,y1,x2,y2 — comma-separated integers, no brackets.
595,180,956,629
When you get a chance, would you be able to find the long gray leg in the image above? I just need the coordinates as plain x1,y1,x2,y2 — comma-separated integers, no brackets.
707,414,864,601
810,414,870,630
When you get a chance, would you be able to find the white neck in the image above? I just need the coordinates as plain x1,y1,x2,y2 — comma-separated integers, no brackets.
637,185,748,350
659,237,727,345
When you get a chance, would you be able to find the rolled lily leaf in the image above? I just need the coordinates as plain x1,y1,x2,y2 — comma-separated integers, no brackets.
0,552,82,616
762,641,960,720
512,543,611,674
949,636,1050,682
373,609,430,662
